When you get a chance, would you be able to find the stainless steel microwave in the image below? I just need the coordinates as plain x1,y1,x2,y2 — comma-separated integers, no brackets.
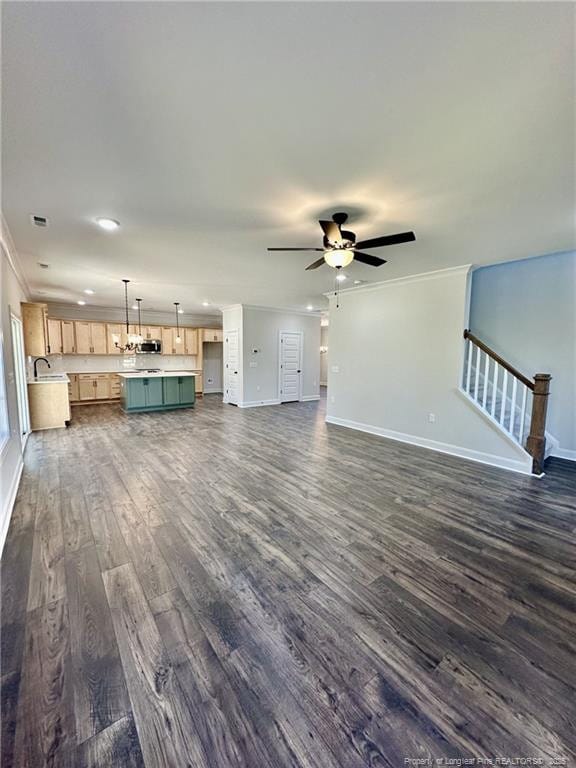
137,339,162,354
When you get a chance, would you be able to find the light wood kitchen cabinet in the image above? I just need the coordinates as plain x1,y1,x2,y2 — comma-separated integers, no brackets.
21,302,48,357
75,321,107,354
78,373,111,400
202,328,223,343
110,374,122,398
61,321,76,353
184,328,198,355
68,374,80,402
91,323,107,354
28,381,70,430
75,322,91,354
161,327,175,355
47,319,63,354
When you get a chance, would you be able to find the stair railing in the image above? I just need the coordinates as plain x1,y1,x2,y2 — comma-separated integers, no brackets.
463,330,552,474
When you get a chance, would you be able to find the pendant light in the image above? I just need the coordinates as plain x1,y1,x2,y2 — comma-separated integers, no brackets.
174,302,182,344
112,279,141,352
135,298,144,344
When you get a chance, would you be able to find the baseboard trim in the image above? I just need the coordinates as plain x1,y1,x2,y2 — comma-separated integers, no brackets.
325,415,534,475
238,399,281,408
550,447,576,462
203,389,223,394
0,455,23,557
301,395,320,402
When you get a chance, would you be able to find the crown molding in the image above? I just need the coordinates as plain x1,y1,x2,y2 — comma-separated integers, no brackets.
324,264,472,299
0,214,30,298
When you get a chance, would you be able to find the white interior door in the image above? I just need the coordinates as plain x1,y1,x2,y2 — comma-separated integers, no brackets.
279,331,302,403
223,329,239,405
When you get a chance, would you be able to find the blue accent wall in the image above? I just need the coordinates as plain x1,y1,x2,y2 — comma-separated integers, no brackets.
470,251,576,456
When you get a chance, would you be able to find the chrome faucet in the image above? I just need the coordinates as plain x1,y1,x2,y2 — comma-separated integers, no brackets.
33,357,51,378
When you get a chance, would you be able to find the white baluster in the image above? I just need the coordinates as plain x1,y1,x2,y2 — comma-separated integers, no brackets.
482,353,490,409
509,377,518,437
474,346,481,401
465,340,473,393
518,384,528,444
500,370,508,426
491,362,499,418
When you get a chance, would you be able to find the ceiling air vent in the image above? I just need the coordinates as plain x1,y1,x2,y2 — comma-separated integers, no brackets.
31,214,48,227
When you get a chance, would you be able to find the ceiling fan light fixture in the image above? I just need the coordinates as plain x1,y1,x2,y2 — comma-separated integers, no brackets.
324,249,354,269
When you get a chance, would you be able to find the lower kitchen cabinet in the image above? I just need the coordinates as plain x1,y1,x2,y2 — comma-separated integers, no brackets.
122,375,196,413
69,373,119,403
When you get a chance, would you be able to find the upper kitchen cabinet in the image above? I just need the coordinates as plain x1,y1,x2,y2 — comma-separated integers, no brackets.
47,319,63,354
202,328,223,343
61,321,76,353
161,327,174,355
184,328,198,356
75,321,107,354
21,302,49,356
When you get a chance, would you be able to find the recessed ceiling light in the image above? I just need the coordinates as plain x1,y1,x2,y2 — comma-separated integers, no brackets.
353,279,363,285
178,309,183,314
77,300,86,306
307,305,314,311
131,304,138,310
84,288,94,294
202,301,210,307
96,217,120,231
336,273,347,282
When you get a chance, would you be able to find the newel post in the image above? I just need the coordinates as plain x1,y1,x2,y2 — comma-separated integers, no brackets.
525,373,552,475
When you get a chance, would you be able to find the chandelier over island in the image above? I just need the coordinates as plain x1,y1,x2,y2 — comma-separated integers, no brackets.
112,279,144,353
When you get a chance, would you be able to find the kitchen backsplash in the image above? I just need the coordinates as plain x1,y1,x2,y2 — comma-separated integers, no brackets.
31,354,200,375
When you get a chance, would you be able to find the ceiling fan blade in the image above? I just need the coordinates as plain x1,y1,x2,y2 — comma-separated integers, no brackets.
319,220,343,246
355,231,416,250
305,257,327,271
353,251,387,267
267,247,324,252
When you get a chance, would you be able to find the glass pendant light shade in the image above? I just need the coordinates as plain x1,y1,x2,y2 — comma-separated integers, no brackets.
324,249,354,268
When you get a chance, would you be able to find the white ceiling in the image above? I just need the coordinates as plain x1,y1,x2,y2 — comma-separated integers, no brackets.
2,2,574,314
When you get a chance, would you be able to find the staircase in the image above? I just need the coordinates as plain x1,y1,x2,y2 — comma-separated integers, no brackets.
461,330,552,474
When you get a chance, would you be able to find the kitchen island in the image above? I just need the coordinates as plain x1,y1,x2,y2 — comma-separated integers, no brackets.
118,371,197,413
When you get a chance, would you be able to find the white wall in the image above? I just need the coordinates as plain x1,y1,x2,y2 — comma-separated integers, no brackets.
327,266,532,474
240,306,321,407
202,343,223,393
320,325,329,386
0,243,28,551
470,251,576,459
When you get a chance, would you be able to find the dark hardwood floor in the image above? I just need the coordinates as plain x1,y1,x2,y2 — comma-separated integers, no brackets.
2,393,575,767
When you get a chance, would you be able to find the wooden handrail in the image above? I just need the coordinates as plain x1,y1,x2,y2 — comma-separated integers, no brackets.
463,330,534,390
463,329,552,474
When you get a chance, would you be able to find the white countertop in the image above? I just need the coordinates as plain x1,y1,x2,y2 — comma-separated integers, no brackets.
28,373,70,385
117,371,198,379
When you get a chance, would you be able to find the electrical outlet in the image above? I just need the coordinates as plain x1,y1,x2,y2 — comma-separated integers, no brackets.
249,361,257,368
256,385,260,391
331,365,340,374
330,395,335,404
428,413,436,423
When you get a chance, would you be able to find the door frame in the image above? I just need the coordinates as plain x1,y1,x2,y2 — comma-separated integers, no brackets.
223,329,239,405
278,330,303,403
10,312,30,447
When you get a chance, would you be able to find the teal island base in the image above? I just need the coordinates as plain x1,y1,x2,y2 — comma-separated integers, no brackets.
120,373,196,413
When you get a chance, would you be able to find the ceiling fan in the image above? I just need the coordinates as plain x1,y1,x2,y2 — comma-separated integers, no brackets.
268,212,416,270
